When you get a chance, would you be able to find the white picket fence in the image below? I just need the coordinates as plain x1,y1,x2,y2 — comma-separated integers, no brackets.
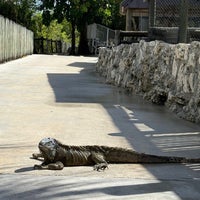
0,15,33,63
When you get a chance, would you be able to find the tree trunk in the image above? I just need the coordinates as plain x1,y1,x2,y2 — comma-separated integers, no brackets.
70,20,76,55
78,21,90,55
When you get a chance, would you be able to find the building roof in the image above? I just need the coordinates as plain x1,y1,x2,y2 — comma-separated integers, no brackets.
121,0,149,9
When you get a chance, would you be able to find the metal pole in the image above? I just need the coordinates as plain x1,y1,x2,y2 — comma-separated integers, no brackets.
106,28,109,47
178,0,189,43
149,0,156,27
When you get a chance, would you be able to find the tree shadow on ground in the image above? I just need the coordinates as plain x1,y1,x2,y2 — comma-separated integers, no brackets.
1,174,199,199
47,61,200,157
45,60,200,199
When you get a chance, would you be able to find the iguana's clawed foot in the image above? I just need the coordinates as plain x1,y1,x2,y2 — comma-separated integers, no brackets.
34,162,64,170
31,153,44,161
32,153,38,159
93,163,108,171
31,153,43,159
34,164,45,170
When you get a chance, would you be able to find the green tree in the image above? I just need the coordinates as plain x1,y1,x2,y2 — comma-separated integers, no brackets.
31,13,43,38
39,0,125,55
0,0,36,29
31,13,75,44
109,0,125,30
0,0,18,22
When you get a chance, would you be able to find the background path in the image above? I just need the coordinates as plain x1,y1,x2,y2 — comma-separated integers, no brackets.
0,55,199,199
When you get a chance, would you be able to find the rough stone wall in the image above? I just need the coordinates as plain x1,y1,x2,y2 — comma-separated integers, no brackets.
96,40,200,123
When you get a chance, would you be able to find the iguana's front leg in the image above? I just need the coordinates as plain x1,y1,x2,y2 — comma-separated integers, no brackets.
91,153,108,171
32,152,43,160
34,161,64,170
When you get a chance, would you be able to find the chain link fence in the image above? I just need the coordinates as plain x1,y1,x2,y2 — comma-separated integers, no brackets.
189,0,200,27
151,0,200,42
155,0,180,27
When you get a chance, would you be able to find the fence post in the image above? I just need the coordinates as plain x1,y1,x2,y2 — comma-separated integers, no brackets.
115,30,120,45
178,0,189,43
41,37,44,53
106,28,109,47
149,0,156,27
126,9,132,31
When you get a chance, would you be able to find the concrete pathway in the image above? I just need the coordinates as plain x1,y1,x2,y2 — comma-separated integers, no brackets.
0,55,199,199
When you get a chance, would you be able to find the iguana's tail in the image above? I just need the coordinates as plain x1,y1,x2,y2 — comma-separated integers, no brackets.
134,154,200,164
181,158,200,163
106,147,200,163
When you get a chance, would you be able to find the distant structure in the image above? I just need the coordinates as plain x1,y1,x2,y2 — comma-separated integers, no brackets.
120,0,149,31
120,0,200,43
87,0,200,53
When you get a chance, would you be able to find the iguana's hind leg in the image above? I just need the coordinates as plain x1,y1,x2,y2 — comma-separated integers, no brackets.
91,153,108,171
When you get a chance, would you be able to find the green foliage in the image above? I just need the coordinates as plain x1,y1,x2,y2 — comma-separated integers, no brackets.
31,13,78,44
40,0,125,30
31,13,43,37
0,0,37,28
42,19,67,42
0,0,126,54
109,0,126,30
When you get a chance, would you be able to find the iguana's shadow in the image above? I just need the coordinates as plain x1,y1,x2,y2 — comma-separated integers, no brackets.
15,166,34,173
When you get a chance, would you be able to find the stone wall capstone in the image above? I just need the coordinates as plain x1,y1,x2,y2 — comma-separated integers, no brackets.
96,40,200,123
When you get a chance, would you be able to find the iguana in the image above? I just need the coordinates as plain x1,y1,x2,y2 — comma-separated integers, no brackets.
32,137,200,171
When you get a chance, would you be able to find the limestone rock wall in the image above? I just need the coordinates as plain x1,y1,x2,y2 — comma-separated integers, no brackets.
96,41,200,123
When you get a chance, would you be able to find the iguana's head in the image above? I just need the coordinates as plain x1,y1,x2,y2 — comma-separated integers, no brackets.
38,137,58,162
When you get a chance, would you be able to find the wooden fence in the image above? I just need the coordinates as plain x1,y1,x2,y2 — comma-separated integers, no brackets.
0,15,33,63
34,38,62,54
34,38,71,54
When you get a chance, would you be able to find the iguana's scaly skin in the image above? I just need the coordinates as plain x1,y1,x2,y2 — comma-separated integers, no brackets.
32,137,200,171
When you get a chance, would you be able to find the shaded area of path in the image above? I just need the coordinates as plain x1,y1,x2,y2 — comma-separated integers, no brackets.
1,174,200,200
